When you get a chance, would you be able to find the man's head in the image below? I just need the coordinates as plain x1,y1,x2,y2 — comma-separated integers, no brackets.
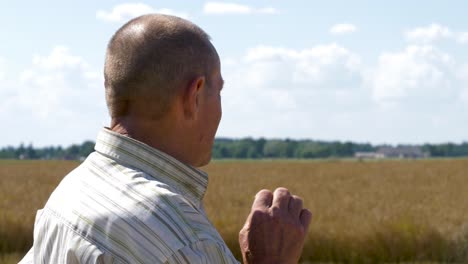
104,14,223,167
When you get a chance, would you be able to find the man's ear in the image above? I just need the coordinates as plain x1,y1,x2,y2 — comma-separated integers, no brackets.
183,76,205,120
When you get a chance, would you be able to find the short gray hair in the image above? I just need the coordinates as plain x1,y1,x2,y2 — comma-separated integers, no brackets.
104,14,218,119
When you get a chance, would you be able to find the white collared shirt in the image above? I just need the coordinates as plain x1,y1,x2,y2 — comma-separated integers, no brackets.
20,128,239,264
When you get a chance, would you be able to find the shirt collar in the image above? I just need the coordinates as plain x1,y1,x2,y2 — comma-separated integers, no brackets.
94,128,208,204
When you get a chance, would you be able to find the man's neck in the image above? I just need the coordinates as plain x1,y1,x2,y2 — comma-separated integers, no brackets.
110,116,196,166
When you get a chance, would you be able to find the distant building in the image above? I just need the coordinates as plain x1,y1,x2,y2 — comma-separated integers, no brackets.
354,152,385,159
354,146,430,159
377,146,429,159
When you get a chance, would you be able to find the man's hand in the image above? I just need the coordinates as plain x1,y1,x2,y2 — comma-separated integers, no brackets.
239,188,312,264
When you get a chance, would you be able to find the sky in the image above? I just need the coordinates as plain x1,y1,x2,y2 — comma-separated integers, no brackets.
2,0,468,147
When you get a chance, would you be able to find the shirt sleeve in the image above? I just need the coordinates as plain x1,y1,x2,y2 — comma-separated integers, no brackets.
165,240,240,264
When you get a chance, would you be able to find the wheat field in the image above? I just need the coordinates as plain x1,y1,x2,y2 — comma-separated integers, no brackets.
1,159,468,263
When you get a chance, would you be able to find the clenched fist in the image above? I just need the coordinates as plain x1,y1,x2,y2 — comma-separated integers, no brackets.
239,188,312,264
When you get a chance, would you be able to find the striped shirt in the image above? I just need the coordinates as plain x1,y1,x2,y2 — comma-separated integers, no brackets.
20,128,239,264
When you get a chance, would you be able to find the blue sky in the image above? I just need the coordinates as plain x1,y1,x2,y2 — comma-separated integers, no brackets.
2,1,468,146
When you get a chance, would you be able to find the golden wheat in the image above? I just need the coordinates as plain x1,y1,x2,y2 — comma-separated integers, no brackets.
1,159,468,263
0,160,78,257
202,159,468,263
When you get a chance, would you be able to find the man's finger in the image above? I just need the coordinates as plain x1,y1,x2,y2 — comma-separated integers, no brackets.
271,187,291,210
300,209,313,231
251,189,273,210
288,195,303,218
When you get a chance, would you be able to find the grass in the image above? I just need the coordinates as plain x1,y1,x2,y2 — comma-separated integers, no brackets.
202,159,468,263
1,158,468,263
0,160,78,262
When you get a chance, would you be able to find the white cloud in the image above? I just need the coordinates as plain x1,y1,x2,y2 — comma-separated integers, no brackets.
257,7,278,14
31,47,85,70
406,24,468,45
368,45,456,105
457,32,468,44
15,46,105,119
0,46,108,146
96,3,189,23
405,23,452,43
203,2,278,15
241,44,361,89
330,23,357,35
218,44,366,139
218,40,468,143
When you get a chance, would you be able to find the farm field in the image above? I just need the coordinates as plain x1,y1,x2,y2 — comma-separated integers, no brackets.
1,158,468,263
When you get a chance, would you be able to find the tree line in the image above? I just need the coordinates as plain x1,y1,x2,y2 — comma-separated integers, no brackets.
212,139,468,159
1,139,468,160
0,141,95,160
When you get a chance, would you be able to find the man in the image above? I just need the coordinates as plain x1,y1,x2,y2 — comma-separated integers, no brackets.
20,14,312,263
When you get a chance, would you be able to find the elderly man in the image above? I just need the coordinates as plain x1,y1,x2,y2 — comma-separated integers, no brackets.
20,14,311,264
